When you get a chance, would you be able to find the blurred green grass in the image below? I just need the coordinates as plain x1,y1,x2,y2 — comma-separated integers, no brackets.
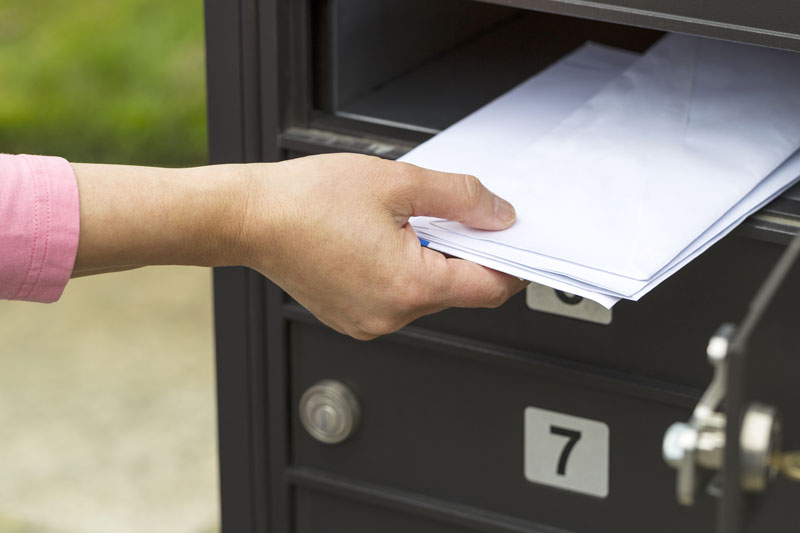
0,0,206,167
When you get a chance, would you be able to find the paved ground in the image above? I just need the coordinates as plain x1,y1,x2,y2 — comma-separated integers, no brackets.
0,267,219,533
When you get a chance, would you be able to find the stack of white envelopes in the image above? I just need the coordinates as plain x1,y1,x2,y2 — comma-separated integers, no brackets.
402,34,800,308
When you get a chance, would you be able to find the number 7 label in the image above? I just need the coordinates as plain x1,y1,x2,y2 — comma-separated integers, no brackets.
524,406,609,498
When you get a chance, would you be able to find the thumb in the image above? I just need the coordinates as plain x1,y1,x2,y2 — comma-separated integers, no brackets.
400,165,516,230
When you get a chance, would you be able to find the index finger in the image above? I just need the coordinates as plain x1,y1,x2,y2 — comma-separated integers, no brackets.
422,249,528,309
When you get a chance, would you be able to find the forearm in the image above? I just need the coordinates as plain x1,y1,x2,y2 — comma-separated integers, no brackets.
71,162,254,276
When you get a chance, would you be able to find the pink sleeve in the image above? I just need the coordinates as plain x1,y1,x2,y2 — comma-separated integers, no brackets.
0,154,80,303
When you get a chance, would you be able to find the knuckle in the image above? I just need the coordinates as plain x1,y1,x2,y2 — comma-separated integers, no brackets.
350,329,378,341
371,319,397,337
374,160,417,199
486,285,510,308
354,315,398,339
459,174,484,208
392,161,421,188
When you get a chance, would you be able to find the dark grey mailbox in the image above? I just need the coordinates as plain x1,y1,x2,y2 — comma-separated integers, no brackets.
203,1,800,531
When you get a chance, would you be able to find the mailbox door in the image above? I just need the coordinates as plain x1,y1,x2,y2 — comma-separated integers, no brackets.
721,234,800,533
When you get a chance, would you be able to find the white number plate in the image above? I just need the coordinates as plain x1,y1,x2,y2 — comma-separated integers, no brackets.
524,406,609,498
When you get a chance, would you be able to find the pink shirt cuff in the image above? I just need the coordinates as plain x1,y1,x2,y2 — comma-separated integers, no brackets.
0,154,80,303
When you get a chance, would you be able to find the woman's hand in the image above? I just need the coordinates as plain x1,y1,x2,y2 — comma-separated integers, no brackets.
237,153,526,339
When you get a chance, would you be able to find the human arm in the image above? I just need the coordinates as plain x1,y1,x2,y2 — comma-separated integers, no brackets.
52,153,526,338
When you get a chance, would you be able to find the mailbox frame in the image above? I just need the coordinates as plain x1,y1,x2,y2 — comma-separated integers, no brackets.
204,1,800,532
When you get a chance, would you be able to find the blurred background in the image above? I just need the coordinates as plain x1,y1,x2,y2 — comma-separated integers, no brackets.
0,1,219,532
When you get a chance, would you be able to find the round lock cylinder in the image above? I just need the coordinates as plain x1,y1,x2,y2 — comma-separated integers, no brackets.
299,380,360,444
740,402,781,492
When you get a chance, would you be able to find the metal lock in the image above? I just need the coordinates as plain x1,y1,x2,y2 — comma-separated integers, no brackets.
299,380,360,444
526,283,612,325
740,403,781,493
662,324,782,505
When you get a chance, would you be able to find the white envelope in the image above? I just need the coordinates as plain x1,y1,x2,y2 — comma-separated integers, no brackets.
433,34,800,280
399,42,638,179
418,143,800,307
419,145,800,299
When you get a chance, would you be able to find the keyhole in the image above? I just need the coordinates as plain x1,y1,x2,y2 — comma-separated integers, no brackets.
555,290,583,305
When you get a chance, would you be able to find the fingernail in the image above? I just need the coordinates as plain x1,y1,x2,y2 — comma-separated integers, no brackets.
493,196,516,225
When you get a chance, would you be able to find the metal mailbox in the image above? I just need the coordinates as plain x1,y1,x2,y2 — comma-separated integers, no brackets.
204,1,800,531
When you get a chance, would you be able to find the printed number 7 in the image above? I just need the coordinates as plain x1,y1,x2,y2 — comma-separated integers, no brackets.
550,425,582,476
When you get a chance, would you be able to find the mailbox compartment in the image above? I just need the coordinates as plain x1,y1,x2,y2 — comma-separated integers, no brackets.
288,321,715,532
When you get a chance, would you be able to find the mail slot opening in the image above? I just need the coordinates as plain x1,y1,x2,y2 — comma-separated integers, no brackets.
309,0,662,140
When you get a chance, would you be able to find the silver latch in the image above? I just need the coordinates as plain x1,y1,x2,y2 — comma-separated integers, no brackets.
662,324,782,505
